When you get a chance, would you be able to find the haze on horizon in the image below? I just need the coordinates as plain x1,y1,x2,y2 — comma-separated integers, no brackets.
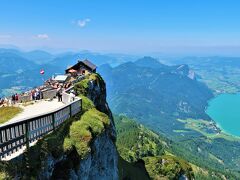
1,0,240,56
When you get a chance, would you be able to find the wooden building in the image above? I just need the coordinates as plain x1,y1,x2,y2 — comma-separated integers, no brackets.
65,60,97,75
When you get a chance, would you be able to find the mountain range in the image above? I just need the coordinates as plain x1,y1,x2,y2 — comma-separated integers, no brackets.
99,57,213,136
0,48,137,97
163,56,240,94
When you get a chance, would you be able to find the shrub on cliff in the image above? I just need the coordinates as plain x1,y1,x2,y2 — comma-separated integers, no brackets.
64,107,110,159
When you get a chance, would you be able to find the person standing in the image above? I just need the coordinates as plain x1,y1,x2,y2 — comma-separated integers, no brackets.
69,90,76,102
0,98,3,106
57,87,63,102
5,97,9,106
40,90,43,99
12,94,15,104
34,91,37,101
15,93,19,103
59,87,63,102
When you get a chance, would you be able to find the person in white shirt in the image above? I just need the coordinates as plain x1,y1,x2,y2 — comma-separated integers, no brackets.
69,90,76,102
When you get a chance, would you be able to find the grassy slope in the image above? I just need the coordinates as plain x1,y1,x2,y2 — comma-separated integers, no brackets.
144,155,194,180
0,106,22,124
63,107,110,158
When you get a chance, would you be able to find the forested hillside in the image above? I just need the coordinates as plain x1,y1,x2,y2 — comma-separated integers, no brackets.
99,57,240,175
99,57,213,136
115,115,238,179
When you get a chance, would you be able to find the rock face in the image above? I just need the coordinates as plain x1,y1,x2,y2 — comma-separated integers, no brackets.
70,130,118,179
87,76,116,141
71,75,118,179
41,74,118,179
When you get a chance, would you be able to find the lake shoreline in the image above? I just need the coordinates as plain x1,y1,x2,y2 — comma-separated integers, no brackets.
206,93,240,137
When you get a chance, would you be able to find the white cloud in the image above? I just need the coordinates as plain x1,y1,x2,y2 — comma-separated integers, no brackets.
36,34,49,39
75,18,91,28
0,35,12,39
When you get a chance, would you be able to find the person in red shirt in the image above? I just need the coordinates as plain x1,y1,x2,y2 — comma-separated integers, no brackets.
15,93,19,102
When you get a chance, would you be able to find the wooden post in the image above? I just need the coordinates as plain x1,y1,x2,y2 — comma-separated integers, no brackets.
5,130,9,156
52,113,55,131
25,122,30,149
80,99,82,112
69,104,72,117
0,130,2,154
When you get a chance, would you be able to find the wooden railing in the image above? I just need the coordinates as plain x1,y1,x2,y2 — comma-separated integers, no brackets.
0,98,82,160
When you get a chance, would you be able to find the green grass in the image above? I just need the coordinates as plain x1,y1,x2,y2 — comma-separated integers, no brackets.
143,155,194,179
74,73,102,96
78,95,95,113
115,115,165,162
0,106,22,124
74,79,89,95
0,171,7,180
64,108,110,158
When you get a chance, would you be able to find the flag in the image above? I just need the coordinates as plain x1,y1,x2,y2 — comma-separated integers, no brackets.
40,69,45,75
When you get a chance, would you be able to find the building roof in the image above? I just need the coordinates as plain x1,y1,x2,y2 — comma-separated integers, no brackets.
53,75,68,82
65,59,97,72
82,60,97,71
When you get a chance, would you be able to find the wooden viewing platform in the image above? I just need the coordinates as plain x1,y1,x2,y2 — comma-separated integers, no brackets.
0,97,82,161
0,59,97,161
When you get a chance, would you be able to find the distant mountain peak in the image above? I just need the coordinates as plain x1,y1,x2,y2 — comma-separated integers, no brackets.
172,64,196,80
134,56,165,69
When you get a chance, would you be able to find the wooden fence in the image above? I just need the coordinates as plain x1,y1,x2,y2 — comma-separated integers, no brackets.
0,98,82,160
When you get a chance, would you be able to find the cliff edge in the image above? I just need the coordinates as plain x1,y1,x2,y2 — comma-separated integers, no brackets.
0,73,118,179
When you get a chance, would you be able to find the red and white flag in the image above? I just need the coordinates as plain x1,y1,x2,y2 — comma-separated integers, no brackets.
40,69,45,75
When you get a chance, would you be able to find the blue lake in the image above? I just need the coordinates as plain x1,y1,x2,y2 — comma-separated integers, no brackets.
206,93,240,137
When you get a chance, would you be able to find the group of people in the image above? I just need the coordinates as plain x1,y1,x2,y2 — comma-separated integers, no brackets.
45,79,72,90
0,87,44,107
31,88,43,101
11,93,19,104
56,85,76,103
0,94,18,107
0,77,76,108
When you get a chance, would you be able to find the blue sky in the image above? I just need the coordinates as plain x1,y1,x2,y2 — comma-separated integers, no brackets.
0,0,240,55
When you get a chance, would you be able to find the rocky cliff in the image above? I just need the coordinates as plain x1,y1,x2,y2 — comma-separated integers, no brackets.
68,73,118,179
0,73,118,179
